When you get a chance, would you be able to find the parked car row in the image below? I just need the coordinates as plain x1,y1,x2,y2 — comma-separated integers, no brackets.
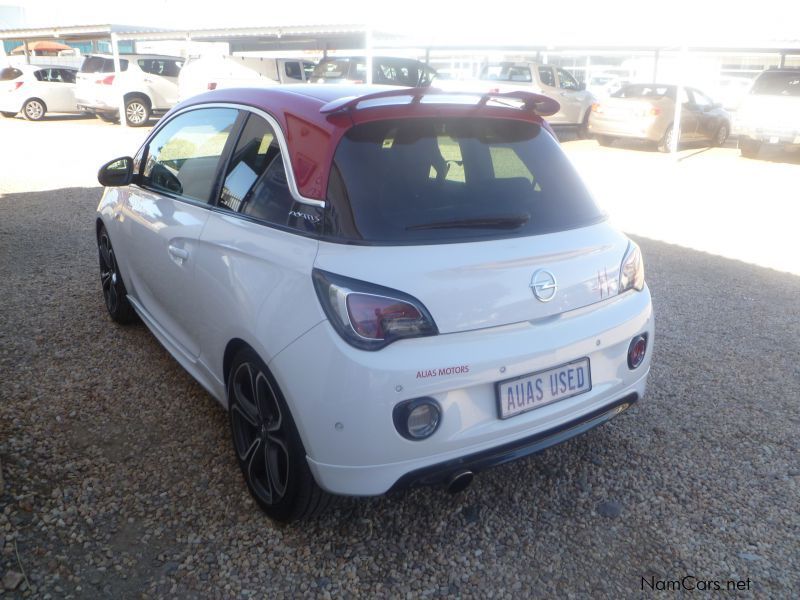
1,53,442,126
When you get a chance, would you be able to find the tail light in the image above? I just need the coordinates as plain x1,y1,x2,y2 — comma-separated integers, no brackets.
312,269,438,350
619,241,645,294
12,82,24,90
627,334,648,369
97,75,115,85
591,102,602,113
649,106,661,116
207,82,217,90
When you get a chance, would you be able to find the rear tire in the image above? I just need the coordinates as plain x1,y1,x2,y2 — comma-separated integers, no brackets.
739,138,761,159
713,123,729,147
124,96,150,127
577,111,591,139
1,111,16,118
22,98,46,121
228,348,332,522
657,125,674,153
596,135,615,147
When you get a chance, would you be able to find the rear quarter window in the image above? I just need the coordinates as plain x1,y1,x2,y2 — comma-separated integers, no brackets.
751,71,800,97
80,57,128,73
326,118,604,244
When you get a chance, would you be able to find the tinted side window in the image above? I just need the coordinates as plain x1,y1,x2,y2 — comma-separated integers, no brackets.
81,57,128,73
60,69,77,84
284,61,303,80
219,114,322,233
34,69,48,82
557,68,579,90
142,108,238,203
138,59,182,77
219,114,279,211
538,66,555,87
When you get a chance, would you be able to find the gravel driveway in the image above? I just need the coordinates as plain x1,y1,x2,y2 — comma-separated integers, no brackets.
1,191,799,595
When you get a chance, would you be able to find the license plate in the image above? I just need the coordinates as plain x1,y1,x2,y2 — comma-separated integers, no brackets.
496,358,592,419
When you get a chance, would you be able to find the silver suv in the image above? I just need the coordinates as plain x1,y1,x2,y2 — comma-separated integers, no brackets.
479,62,595,132
737,68,800,158
76,54,184,126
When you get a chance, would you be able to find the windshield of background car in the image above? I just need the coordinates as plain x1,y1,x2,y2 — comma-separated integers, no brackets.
613,84,674,98
751,71,800,96
327,118,604,244
480,65,532,82
312,60,353,80
80,56,129,73
0,68,22,80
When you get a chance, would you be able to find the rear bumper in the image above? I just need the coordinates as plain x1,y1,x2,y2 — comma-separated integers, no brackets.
272,285,653,496
588,116,663,141
391,392,638,489
739,130,800,148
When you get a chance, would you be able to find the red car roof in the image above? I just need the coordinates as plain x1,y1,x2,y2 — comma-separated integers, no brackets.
175,85,557,200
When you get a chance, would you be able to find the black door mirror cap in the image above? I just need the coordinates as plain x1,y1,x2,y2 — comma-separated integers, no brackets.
98,156,134,187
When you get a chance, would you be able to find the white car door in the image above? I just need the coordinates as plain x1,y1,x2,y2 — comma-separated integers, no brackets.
139,58,182,109
43,69,78,113
191,111,323,376
119,106,240,358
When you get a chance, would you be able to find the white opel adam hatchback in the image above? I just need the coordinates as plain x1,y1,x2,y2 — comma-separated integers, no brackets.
96,85,653,522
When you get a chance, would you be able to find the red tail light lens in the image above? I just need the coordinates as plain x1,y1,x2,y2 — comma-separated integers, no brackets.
346,294,424,340
13,82,24,90
627,334,648,369
649,106,661,116
313,269,438,350
207,82,217,90
98,75,115,85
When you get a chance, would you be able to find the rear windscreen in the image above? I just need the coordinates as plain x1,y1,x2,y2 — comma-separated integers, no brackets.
752,71,800,96
613,84,674,98
80,56,128,73
327,118,604,244
0,68,22,81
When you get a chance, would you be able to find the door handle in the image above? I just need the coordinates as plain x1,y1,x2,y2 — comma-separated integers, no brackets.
168,245,189,261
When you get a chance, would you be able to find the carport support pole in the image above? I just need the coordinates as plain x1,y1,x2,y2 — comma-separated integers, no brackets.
111,33,127,128
365,28,373,85
23,40,30,64
669,45,688,155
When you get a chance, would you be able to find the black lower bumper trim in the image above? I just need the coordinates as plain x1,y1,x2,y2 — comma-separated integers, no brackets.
390,393,638,491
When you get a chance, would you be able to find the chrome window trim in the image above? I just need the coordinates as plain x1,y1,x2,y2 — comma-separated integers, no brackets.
152,102,325,209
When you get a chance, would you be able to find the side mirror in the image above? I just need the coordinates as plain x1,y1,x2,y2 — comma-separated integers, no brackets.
98,156,134,187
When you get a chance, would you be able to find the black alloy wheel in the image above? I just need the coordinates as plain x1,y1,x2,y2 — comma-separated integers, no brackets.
228,348,332,522
97,226,137,324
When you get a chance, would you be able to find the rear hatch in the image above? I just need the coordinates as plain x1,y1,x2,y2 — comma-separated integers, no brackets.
738,72,800,134
76,56,127,104
316,115,627,335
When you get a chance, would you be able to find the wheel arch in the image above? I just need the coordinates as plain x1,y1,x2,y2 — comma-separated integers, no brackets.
25,96,48,112
124,91,152,108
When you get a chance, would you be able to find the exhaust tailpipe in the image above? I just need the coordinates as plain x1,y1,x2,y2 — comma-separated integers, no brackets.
446,470,474,494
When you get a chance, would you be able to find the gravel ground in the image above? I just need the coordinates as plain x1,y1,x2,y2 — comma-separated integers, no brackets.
1,187,798,598
1,117,799,597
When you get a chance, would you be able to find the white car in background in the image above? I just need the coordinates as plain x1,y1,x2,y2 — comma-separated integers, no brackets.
477,62,596,132
0,64,82,120
178,56,315,101
75,54,184,126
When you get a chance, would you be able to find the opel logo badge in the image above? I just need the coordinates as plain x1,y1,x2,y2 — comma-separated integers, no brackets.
530,269,557,302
